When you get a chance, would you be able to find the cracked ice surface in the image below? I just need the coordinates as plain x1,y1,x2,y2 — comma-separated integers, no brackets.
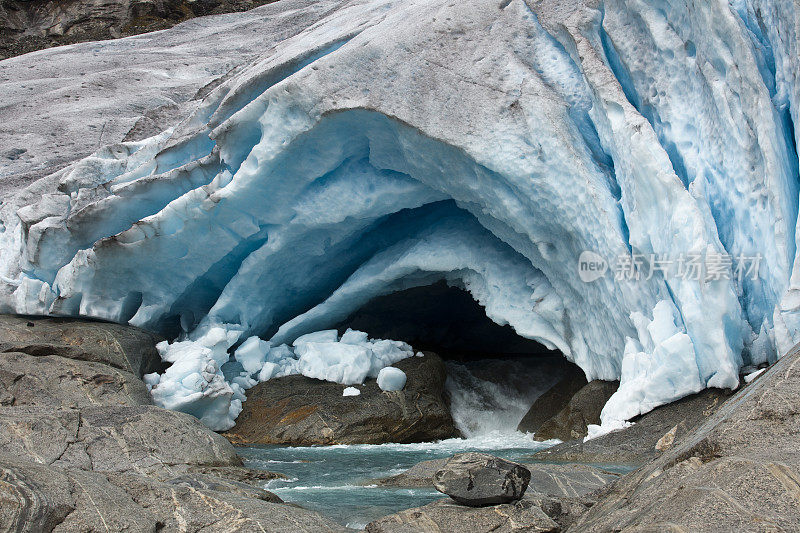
1,0,799,430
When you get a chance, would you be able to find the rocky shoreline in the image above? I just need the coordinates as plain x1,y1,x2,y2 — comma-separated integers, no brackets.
2,314,799,531
0,315,344,532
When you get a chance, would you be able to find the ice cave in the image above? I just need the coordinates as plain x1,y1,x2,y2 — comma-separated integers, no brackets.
1,0,799,435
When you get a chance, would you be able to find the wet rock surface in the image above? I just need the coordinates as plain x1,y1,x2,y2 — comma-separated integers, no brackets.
517,365,588,434
532,380,620,442
0,314,346,532
373,457,450,488
225,352,458,445
433,453,531,507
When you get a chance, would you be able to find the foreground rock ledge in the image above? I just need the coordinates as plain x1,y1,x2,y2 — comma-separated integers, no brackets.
570,343,800,531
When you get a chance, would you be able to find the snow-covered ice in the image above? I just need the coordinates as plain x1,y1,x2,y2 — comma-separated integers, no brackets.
1,0,799,429
149,327,414,428
342,387,361,397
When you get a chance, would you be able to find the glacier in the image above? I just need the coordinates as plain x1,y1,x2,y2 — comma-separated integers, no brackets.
0,0,798,432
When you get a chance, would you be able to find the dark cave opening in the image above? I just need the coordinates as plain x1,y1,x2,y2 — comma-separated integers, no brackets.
334,280,564,362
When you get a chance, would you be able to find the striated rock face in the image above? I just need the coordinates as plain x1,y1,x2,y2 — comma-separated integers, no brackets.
569,343,800,532
225,352,457,445
0,0,277,60
0,453,344,533
0,405,242,477
532,380,619,442
0,315,164,378
0,351,153,407
365,497,559,533
433,453,531,507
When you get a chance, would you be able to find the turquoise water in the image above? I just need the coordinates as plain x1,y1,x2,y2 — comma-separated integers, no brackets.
239,433,557,529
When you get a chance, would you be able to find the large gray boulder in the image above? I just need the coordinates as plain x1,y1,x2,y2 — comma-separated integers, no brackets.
433,453,531,507
0,351,153,408
0,315,164,378
225,352,458,445
568,344,800,532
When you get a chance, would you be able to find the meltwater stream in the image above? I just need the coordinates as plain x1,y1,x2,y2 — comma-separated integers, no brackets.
238,357,568,529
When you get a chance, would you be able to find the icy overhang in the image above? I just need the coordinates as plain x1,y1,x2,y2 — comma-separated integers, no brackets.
1,0,799,430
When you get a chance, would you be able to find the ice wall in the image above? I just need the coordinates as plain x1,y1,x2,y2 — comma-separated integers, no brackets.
1,0,798,430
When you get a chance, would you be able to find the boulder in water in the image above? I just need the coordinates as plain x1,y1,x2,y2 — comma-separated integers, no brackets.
433,453,531,506
225,352,457,445
517,365,587,434
533,380,619,441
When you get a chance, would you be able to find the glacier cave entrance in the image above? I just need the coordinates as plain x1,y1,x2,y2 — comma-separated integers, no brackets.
335,280,563,362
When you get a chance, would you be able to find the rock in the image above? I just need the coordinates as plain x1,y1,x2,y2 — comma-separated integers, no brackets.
0,453,345,533
225,352,458,445
110,471,346,532
163,473,282,502
569,343,800,531
0,351,152,408
0,315,164,378
433,452,531,506
365,497,558,533
374,458,618,499
0,405,242,478
533,380,619,441
517,364,587,434
525,493,596,531
524,463,619,498
0,453,159,532
373,457,449,487
0,315,335,530
532,388,732,467
185,464,286,486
